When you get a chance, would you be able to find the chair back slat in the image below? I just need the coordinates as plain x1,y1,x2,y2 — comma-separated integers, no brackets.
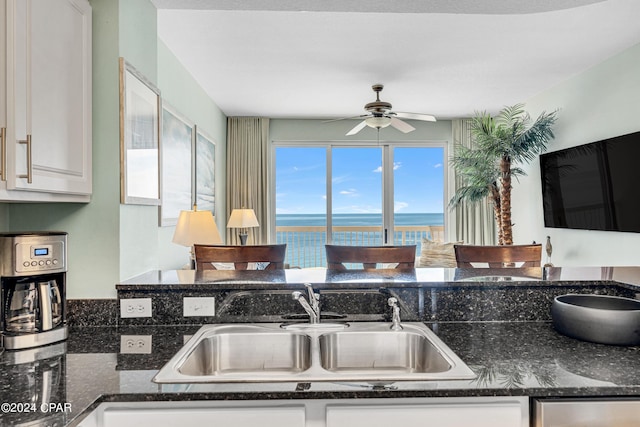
453,244,542,268
325,245,416,271
194,244,287,270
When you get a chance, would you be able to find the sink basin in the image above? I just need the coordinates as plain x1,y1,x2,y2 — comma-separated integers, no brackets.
552,294,640,346
153,324,312,382
319,330,451,373
178,328,312,376
153,322,476,384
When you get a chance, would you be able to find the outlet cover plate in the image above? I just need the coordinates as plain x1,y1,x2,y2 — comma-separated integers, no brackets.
120,298,152,318
183,297,215,317
120,335,152,354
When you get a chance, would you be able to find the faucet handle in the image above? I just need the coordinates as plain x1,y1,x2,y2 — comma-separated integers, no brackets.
304,283,317,299
304,283,320,311
387,297,403,331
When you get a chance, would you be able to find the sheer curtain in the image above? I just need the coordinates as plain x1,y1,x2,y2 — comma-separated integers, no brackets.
452,119,497,245
226,117,270,245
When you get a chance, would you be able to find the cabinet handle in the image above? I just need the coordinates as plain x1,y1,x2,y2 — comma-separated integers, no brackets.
18,135,33,184
0,127,5,181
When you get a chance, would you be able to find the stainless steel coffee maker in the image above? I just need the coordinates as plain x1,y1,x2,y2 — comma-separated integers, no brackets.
0,232,68,350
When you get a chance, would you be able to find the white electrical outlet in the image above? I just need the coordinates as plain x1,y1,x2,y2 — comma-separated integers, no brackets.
120,298,152,318
120,335,152,354
183,297,215,317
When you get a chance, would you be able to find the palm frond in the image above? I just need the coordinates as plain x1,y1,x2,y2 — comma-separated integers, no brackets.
449,185,492,209
511,110,559,163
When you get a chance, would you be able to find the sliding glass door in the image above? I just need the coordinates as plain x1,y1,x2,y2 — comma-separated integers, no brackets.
274,143,445,267
274,146,327,268
390,146,445,245
331,147,383,246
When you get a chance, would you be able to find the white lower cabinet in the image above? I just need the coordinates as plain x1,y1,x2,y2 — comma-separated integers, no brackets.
76,397,529,427
326,397,528,427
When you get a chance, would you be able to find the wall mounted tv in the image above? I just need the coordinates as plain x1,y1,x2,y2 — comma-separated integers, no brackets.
540,130,640,233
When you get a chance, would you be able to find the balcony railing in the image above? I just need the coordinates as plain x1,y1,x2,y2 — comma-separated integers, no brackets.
275,225,444,268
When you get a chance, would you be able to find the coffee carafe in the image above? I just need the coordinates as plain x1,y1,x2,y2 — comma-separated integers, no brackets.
4,280,63,333
1,232,68,351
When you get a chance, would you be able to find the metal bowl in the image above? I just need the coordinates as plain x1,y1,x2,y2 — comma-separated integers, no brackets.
552,294,640,346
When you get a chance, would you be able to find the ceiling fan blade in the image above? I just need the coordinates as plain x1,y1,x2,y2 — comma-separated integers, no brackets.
394,112,437,122
390,117,415,134
346,120,368,136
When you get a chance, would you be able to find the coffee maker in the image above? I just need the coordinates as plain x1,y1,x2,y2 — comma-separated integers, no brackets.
0,232,67,351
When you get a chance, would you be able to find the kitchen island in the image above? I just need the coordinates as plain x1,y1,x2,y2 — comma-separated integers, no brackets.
1,266,640,426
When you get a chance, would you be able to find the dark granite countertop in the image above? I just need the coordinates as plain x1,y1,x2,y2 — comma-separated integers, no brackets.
2,320,640,426
117,266,640,290
4,268,640,425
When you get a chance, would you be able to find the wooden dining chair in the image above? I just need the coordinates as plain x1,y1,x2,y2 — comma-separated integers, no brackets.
194,244,287,270
453,244,542,268
325,245,416,270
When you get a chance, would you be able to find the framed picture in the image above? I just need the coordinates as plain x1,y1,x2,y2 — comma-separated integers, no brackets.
159,103,194,226
195,126,216,214
119,58,161,205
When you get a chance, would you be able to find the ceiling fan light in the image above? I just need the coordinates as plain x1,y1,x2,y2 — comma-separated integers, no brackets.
365,116,392,129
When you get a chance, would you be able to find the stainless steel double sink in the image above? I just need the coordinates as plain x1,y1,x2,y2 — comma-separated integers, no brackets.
153,322,476,384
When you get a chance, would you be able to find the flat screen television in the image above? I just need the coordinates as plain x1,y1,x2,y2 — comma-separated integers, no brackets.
540,130,640,233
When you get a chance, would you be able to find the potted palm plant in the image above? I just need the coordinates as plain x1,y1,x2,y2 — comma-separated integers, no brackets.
450,104,558,245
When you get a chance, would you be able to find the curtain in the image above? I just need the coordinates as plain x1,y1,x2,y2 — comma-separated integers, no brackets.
226,117,270,245
452,119,497,245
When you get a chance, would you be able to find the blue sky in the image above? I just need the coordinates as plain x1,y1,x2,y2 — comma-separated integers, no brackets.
275,146,444,214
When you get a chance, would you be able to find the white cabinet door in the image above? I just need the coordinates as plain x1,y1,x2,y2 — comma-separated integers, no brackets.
326,398,528,427
6,0,91,198
79,402,307,427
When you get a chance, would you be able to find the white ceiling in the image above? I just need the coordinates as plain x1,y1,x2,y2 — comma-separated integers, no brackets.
153,0,640,120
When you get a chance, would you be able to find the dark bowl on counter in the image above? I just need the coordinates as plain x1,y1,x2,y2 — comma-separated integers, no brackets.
551,294,640,346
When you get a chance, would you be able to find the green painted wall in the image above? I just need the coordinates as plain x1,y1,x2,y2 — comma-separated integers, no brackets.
117,0,161,281
156,40,227,267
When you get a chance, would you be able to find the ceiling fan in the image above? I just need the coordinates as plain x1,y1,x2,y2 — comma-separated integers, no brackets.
333,84,436,136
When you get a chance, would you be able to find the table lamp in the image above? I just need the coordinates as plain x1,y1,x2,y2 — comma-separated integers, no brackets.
227,208,259,245
172,205,222,268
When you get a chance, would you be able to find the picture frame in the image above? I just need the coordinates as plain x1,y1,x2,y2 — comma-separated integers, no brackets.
119,57,161,205
195,126,216,214
159,103,194,226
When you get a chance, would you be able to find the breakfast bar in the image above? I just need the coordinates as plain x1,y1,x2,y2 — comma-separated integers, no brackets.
2,267,640,426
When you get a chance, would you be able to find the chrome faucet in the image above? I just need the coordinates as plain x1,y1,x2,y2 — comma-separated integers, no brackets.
388,297,403,331
292,283,320,324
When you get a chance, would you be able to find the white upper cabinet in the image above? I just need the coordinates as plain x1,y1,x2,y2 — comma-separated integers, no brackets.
1,0,92,202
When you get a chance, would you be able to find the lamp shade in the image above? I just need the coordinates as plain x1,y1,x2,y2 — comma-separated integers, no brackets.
172,209,222,247
227,208,259,229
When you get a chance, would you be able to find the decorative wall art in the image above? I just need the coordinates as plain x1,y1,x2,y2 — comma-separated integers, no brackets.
160,103,194,226
119,58,161,205
195,127,216,214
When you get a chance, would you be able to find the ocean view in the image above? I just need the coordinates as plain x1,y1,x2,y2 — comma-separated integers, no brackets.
276,213,444,268
276,212,444,227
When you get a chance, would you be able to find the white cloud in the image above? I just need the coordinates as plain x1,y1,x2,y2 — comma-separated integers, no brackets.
339,188,358,196
434,163,443,168
372,162,401,173
394,201,409,212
